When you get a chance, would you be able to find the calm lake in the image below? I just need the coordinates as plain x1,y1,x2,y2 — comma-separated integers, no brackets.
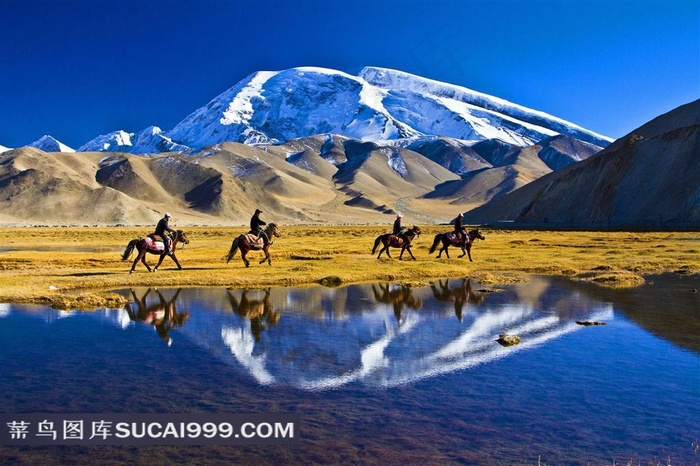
0,274,698,465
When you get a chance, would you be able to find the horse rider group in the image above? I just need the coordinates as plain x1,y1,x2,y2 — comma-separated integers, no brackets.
392,212,469,248
152,209,468,255
152,209,273,255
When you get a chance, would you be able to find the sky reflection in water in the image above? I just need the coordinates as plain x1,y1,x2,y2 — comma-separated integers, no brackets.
0,274,698,464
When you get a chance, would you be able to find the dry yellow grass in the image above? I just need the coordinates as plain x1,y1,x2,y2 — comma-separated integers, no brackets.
0,226,698,309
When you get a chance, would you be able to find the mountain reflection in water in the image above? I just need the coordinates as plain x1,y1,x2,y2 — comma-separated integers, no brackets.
1,274,697,464
106,276,619,390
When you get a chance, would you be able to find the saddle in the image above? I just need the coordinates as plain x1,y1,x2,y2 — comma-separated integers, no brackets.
244,233,265,249
446,232,465,243
388,234,406,247
146,234,172,251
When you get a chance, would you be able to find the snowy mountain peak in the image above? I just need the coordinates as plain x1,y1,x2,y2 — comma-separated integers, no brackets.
79,130,133,152
79,66,611,155
28,135,75,153
359,67,613,147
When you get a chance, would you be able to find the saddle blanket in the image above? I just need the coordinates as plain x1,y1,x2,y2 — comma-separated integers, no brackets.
145,235,172,252
244,233,265,249
446,232,468,243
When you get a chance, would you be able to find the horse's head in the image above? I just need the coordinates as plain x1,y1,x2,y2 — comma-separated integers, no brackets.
470,229,485,241
267,223,280,238
410,225,422,236
176,230,190,245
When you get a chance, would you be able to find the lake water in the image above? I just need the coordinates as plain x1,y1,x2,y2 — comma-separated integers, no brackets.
0,274,698,465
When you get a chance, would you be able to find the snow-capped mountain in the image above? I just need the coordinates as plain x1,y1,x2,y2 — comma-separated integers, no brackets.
0,144,11,154
360,67,610,147
131,126,191,154
28,135,74,153
79,130,134,152
103,66,612,154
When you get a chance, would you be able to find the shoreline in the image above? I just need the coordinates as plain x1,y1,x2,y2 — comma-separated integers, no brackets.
1,226,698,309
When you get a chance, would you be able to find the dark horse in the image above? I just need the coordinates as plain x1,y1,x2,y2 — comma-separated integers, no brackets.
429,228,485,261
226,288,281,342
372,225,422,260
121,230,190,273
430,278,484,321
124,288,190,346
226,223,280,267
371,283,422,323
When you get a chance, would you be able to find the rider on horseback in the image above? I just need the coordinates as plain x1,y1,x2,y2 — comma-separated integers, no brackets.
453,212,468,251
250,209,272,247
393,214,407,245
154,213,175,255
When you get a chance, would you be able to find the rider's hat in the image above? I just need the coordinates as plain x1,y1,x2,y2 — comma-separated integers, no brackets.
255,209,262,214
396,214,402,218
164,213,172,218
458,212,464,217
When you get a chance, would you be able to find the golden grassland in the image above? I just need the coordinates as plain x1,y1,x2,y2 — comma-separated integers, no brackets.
0,225,698,309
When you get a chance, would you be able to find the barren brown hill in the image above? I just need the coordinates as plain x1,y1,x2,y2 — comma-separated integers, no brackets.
0,129,605,226
463,100,700,228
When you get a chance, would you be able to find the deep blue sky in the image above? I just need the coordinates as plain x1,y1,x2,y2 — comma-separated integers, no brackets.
1,0,698,149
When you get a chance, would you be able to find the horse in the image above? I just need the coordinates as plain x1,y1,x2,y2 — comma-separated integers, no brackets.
430,278,484,321
121,230,190,273
227,288,281,342
124,288,190,346
225,223,280,267
371,225,422,260
371,283,422,323
429,228,485,261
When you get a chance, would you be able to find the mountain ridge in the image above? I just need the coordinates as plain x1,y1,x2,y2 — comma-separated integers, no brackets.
462,99,700,228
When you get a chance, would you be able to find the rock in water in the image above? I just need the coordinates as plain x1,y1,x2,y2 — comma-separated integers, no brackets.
496,334,521,347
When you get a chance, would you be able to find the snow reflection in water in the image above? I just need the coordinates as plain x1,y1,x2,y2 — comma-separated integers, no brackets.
96,277,613,390
1,274,697,464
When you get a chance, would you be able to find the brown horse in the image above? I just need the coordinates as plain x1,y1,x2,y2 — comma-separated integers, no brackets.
371,283,422,323
430,278,484,321
227,288,281,342
226,223,280,267
372,225,422,259
121,230,190,273
429,228,485,261
124,288,190,346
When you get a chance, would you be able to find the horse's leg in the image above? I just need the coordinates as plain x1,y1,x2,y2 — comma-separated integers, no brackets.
407,246,416,260
130,250,142,273
385,246,392,259
241,250,250,268
141,252,152,272
443,244,450,259
259,246,271,265
153,253,166,272
376,242,385,259
170,253,183,270
466,244,473,262
458,245,466,258
399,246,405,260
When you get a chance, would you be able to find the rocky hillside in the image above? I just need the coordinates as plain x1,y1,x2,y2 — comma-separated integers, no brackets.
463,100,700,228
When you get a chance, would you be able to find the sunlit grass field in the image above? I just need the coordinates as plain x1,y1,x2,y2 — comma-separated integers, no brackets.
0,226,698,309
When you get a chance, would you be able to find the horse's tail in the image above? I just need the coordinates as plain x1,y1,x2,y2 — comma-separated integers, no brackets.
122,239,139,261
226,237,240,263
429,234,442,254
371,235,382,255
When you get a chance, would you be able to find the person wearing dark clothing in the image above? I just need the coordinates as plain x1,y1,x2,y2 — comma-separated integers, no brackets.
393,214,407,244
393,214,403,235
453,212,468,250
155,213,176,255
250,209,271,246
